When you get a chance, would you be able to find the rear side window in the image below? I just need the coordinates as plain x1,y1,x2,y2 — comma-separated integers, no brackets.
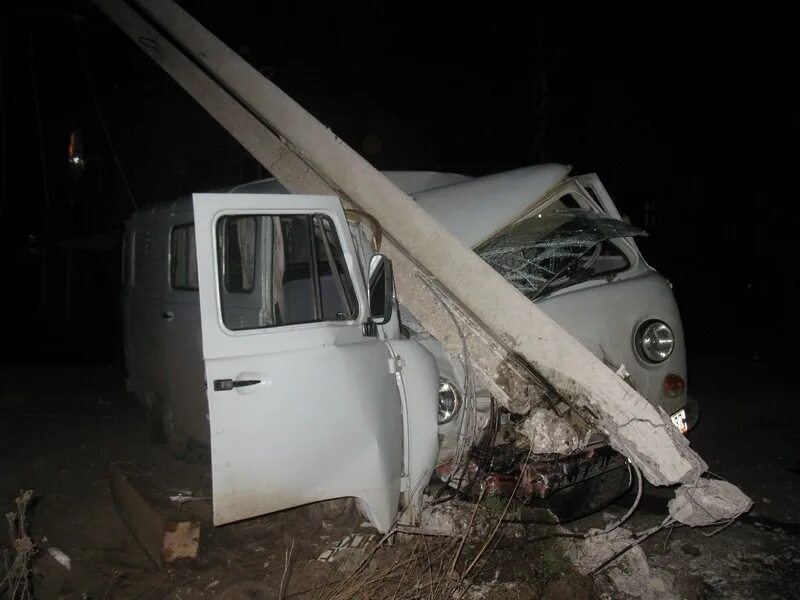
170,224,199,290
217,213,358,331
134,230,152,289
122,231,133,287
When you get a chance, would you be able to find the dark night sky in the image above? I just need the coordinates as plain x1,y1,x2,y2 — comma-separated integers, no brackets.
1,3,798,362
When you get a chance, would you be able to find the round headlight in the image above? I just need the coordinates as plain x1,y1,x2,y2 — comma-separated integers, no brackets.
636,320,675,363
437,379,462,424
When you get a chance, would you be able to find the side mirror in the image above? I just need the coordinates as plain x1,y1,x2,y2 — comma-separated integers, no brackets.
367,254,394,325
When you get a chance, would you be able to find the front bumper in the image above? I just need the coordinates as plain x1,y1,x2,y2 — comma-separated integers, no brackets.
684,394,700,431
436,443,627,501
436,402,697,502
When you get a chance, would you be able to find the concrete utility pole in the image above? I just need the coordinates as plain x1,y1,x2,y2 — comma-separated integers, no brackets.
95,0,712,489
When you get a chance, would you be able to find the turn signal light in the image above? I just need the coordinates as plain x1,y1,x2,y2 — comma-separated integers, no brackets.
663,373,686,398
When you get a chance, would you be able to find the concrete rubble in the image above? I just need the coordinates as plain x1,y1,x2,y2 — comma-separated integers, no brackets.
668,478,753,527
515,406,590,455
567,528,680,600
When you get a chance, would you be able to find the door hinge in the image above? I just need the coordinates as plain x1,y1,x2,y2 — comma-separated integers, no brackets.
388,356,405,374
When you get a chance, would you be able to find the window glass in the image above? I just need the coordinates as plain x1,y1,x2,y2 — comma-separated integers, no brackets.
217,214,358,331
122,231,133,287
221,216,256,293
313,214,357,320
170,224,199,290
478,208,643,300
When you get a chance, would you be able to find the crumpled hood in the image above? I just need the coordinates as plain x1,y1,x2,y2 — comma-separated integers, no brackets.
413,164,570,248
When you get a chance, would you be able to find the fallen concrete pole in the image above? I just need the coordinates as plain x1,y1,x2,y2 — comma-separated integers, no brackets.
99,0,714,489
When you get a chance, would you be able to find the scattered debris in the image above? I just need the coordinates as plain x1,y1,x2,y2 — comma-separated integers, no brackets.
567,527,679,599
514,407,588,454
109,462,201,568
415,497,496,538
669,478,753,528
0,490,37,600
47,547,71,571
168,490,211,505
317,534,377,573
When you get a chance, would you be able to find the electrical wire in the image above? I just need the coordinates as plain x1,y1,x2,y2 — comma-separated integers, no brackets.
30,25,50,220
0,24,8,223
75,14,137,210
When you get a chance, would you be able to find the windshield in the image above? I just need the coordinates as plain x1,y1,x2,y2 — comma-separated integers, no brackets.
477,208,646,300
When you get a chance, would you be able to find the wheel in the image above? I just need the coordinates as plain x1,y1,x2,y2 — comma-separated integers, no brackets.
536,465,633,523
139,391,166,443
161,400,189,459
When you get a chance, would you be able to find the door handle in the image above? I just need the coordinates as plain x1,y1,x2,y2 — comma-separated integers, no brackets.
162,311,175,321
213,378,263,391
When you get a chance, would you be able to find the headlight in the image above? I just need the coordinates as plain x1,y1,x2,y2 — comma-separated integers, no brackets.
636,320,675,363
438,379,462,424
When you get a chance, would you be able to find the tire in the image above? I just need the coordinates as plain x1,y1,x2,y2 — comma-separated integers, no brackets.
161,400,189,459
139,391,166,443
536,465,633,523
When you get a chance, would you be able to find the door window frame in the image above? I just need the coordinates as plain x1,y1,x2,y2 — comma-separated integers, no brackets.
210,208,365,336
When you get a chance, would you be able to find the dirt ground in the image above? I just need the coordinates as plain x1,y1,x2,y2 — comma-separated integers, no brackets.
1,356,799,599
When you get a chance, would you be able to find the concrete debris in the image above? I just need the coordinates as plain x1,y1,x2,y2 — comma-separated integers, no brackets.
47,547,71,570
567,528,679,599
567,527,640,576
417,499,487,538
316,533,377,573
514,407,588,454
669,478,753,527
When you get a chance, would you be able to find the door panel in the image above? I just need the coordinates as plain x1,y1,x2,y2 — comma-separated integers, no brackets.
193,193,403,532
163,218,208,444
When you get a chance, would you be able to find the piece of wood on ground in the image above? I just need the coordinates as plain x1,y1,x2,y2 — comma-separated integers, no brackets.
109,461,201,569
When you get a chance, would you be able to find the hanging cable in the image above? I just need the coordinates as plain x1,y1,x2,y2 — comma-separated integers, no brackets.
0,24,8,222
75,13,137,210
30,25,50,223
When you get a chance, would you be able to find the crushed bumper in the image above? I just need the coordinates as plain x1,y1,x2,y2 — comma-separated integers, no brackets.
436,443,627,501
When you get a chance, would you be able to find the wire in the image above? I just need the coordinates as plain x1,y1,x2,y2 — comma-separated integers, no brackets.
0,23,8,222
583,463,641,538
30,25,50,221
75,14,138,210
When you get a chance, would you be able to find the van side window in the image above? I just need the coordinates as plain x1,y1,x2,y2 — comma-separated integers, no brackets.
122,231,133,287
216,214,358,331
134,230,151,289
170,224,199,290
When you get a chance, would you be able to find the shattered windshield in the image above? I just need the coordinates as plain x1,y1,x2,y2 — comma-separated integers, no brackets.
477,209,646,300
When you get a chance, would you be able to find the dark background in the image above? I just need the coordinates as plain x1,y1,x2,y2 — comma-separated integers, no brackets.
0,4,797,365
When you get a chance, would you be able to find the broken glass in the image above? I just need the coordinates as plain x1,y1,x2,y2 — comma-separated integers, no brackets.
477,209,646,300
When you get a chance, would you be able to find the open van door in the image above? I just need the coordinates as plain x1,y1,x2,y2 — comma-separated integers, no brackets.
193,193,404,533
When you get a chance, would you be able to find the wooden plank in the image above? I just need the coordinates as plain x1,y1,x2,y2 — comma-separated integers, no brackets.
109,462,201,569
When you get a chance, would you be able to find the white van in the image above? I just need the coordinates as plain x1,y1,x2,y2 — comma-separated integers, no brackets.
122,165,696,530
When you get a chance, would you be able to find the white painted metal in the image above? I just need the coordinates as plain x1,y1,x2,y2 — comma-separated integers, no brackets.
414,165,569,248
385,339,440,524
193,193,405,532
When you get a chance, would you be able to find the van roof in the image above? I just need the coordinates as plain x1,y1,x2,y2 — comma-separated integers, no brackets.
127,164,570,246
